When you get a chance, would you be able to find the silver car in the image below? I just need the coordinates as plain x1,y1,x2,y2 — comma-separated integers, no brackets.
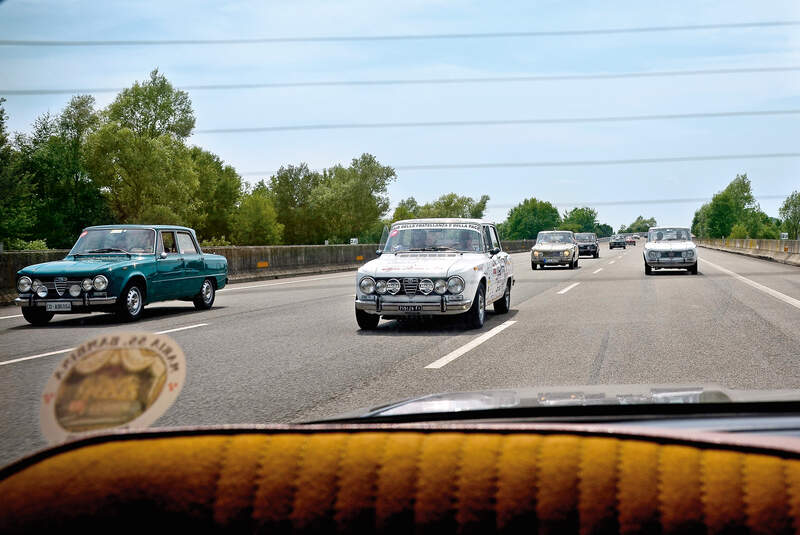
531,231,579,269
643,226,698,275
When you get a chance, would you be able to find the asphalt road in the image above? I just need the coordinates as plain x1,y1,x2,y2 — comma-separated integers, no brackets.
2,243,800,466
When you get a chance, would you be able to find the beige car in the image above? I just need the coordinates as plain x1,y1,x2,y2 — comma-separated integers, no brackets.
531,231,579,269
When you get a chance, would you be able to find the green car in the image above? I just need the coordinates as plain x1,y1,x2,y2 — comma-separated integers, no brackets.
14,225,228,325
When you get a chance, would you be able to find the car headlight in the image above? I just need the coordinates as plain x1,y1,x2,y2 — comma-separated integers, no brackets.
82,278,93,291
386,278,401,295
532,250,541,257
36,285,48,298
434,279,447,294
69,284,81,297
375,279,388,294
359,276,376,294
562,249,571,257
93,275,109,291
648,251,657,260
447,276,465,294
685,249,695,258
17,276,31,293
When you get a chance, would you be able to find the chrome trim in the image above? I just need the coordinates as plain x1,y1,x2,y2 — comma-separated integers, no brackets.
14,297,117,307
355,299,471,315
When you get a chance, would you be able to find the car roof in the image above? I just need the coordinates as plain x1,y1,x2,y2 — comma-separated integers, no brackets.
84,224,194,232
392,218,493,226
539,230,573,233
649,226,690,230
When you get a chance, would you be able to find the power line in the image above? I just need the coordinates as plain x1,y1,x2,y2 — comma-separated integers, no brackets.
195,109,800,134
492,195,789,209
4,66,798,96
240,152,800,176
2,21,799,46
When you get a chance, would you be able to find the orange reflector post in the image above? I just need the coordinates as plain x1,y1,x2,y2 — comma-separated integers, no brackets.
356,256,364,261
257,261,269,268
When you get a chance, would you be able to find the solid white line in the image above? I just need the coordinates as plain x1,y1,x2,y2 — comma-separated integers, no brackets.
557,282,581,294
0,314,23,320
593,268,603,274
217,274,351,292
608,260,616,264
425,320,516,369
0,323,208,367
700,259,800,310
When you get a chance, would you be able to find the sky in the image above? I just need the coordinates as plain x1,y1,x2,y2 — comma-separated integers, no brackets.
1,0,799,231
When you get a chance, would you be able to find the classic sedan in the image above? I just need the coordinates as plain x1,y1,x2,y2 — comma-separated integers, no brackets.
626,235,636,246
355,219,514,330
575,232,599,258
15,225,228,325
609,235,626,249
643,226,698,275
531,231,579,269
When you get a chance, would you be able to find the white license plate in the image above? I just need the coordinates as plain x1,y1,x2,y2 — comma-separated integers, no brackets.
398,305,422,312
46,302,71,312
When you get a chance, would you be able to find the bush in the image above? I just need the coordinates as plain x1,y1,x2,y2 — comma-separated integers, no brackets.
200,235,232,247
5,238,49,250
728,224,748,239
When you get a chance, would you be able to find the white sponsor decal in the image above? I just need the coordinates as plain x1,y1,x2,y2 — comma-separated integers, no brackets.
392,222,481,231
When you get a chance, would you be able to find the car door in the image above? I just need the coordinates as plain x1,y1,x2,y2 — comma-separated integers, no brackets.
482,225,503,303
176,231,204,297
489,225,510,301
153,231,184,300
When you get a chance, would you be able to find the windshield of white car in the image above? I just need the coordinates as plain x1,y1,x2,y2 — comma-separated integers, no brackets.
383,228,484,253
537,232,573,244
648,228,691,242
69,229,155,255
575,234,595,242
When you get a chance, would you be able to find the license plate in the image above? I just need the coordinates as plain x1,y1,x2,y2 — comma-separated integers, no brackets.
398,305,422,312
46,302,71,312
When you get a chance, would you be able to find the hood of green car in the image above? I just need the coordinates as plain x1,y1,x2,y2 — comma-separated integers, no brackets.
18,255,148,277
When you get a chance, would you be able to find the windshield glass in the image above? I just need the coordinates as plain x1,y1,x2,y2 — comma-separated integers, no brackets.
648,228,691,242
537,232,573,244
384,225,483,252
575,233,595,242
69,229,155,255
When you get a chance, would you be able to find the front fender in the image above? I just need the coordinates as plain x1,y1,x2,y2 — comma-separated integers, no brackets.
114,270,151,299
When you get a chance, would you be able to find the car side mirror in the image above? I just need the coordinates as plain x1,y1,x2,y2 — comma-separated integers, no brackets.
159,252,168,259
375,249,383,256
489,247,501,256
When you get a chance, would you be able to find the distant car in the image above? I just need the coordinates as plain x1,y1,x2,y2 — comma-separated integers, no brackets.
609,235,626,249
626,235,636,246
575,232,599,258
643,226,698,275
633,234,641,240
15,225,228,325
531,231,579,269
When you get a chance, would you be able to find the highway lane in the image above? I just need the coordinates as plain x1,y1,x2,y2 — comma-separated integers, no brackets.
2,242,800,466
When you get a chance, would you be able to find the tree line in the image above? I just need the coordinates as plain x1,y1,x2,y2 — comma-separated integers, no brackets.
497,199,614,240
692,174,799,240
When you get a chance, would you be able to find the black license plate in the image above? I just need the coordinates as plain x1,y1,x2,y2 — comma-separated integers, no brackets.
398,305,422,312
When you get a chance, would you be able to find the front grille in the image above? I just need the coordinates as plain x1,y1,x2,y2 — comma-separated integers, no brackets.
402,278,419,295
54,277,68,296
544,252,562,258
660,251,680,258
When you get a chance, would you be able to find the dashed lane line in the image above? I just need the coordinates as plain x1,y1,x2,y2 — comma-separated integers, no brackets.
425,320,517,369
557,282,581,295
700,259,800,311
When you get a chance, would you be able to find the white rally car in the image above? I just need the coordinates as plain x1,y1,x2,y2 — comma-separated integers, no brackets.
355,219,514,330
643,226,698,275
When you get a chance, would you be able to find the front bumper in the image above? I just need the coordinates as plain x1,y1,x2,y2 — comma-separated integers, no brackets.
355,295,472,315
532,256,571,265
577,245,597,254
644,257,696,268
14,296,117,308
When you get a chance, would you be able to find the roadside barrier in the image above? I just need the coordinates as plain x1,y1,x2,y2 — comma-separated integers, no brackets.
697,238,800,267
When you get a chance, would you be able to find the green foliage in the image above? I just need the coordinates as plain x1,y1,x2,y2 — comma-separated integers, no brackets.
268,163,325,244
392,193,490,221
728,223,748,239
233,189,283,245
557,222,582,233
0,98,37,246
391,197,421,221
780,191,800,240
561,207,598,233
186,147,242,241
594,223,613,238
619,216,657,234
694,174,778,239
6,238,49,250
200,236,233,247
502,198,561,240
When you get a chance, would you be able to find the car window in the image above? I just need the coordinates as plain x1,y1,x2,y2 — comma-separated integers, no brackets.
483,226,493,251
159,232,178,255
489,226,501,250
177,232,198,254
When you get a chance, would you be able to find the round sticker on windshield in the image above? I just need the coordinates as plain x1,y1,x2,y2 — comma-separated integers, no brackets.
40,332,186,443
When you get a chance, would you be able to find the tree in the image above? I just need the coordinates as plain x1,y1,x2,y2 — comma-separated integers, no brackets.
558,222,582,233
233,188,283,245
561,206,598,233
106,69,195,139
692,204,711,238
268,163,325,244
780,191,800,240
502,198,561,239
187,147,243,241
415,193,490,219
392,197,420,221
594,223,613,238
620,216,657,234
729,223,748,239
0,98,36,247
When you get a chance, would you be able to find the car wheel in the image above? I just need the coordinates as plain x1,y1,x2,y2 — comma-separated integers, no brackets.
494,279,511,314
574,257,579,268
193,278,216,310
117,282,145,322
690,263,698,275
355,306,380,330
465,283,486,329
645,262,652,275
594,252,599,258
531,261,536,270
21,307,54,326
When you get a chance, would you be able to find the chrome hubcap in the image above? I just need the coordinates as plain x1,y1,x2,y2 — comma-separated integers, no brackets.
478,292,485,323
202,281,213,303
505,287,510,306
127,287,141,315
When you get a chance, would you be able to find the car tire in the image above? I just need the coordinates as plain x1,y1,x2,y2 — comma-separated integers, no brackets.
575,257,579,268
645,262,652,275
531,261,536,270
465,283,486,329
193,278,216,310
494,279,511,314
21,307,54,326
116,281,145,322
594,252,599,258
689,263,698,275
355,306,380,330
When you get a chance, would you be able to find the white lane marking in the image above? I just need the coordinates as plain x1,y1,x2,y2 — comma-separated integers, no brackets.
218,274,351,292
608,260,615,265
700,259,800,310
593,268,603,274
0,323,208,367
425,320,516,369
0,314,23,320
557,282,581,294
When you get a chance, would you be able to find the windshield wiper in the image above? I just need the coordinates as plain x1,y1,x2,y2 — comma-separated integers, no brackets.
86,248,131,255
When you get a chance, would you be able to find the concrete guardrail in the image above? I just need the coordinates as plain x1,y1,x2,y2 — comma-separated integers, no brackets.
0,239,538,304
697,238,800,267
